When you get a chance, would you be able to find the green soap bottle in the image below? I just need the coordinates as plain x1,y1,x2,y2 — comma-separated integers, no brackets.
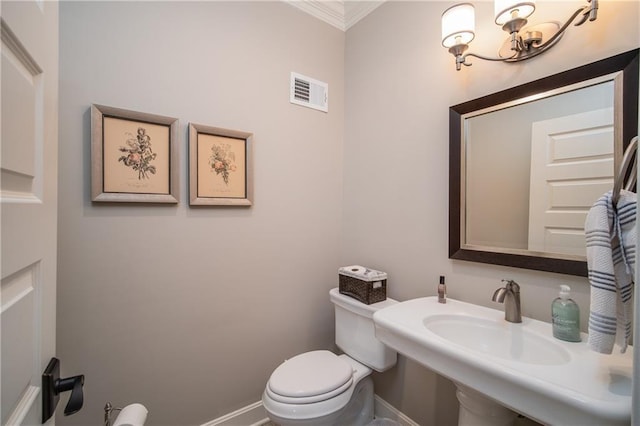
551,285,581,342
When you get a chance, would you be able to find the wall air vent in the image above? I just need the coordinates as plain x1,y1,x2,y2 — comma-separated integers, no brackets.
290,72,328,113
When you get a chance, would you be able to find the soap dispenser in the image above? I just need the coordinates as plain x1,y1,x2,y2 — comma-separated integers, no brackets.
551,285,581,342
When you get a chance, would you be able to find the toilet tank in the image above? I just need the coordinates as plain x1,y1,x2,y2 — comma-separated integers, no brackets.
329,288,397,372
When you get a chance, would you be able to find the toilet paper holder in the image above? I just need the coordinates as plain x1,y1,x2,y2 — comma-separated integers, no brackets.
104,402,122,426
104,402,148,426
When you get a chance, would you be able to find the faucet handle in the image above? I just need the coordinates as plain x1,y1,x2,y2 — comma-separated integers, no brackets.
501,279,520,292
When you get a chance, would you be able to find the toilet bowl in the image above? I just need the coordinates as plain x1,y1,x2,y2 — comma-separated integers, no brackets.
262,351,374,426
262,288,398,426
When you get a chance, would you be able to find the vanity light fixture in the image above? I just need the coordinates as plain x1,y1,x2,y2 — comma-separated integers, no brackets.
442,0,598,70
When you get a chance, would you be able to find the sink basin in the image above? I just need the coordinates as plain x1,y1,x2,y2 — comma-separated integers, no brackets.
373,297,633,426
423,314,571,365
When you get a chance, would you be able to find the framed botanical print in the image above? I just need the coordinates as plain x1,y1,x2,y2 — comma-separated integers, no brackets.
91,104,179,203
189,123,253,206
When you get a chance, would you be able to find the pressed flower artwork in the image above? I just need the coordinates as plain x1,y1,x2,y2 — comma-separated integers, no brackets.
91,104,178,203
102,117,170,195
189,123,252,206
209,143,237,185
196,133,247,199
118,127,157,180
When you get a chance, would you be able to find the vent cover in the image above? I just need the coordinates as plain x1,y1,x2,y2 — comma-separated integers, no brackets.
290,72,328,113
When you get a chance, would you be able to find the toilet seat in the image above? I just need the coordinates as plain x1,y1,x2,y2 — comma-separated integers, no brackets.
262,352,374,424
267,350,354,404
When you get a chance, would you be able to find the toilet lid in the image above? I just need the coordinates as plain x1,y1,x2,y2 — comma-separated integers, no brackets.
268,350,353,399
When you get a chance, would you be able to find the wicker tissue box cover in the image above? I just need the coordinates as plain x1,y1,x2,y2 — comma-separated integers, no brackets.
338,265,387,305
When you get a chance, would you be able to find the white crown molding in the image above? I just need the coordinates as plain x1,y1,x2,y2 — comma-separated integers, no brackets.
285,1,346,30
284,1,385,32
344,1,385,30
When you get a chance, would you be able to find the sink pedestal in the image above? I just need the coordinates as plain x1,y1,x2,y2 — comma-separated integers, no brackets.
455,384,517,426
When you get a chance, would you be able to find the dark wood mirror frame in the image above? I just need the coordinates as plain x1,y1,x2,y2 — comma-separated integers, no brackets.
449,49,639,277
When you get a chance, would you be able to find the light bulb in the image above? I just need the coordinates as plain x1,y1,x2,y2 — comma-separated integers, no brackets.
494,0,536,25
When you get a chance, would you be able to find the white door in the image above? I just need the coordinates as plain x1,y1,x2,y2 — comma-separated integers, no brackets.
528,108,614,256
1,1,59,424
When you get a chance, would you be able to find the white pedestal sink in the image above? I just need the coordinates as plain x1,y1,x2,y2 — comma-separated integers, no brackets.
372,297,633,426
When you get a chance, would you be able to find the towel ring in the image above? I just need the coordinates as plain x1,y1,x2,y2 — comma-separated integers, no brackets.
612,136,638,205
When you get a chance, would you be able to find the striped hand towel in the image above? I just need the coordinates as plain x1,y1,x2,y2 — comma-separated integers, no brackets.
585,189,636,354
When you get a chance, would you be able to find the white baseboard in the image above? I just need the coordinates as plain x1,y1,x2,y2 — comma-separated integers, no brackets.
201,400,269,426
202,395,419,426
373,395,420,426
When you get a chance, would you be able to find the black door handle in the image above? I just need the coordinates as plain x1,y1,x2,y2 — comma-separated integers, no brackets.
55,374,84,415
42,358,85,423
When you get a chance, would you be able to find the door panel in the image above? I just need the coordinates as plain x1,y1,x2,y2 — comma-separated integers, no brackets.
528,108,614,256
1,1,58,424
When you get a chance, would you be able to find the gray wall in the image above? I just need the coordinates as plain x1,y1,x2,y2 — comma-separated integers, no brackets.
57,1,639,426
57,2,344,425
344,1,639,424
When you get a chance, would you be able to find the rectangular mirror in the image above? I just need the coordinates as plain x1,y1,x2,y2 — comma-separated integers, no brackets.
449,49,639,276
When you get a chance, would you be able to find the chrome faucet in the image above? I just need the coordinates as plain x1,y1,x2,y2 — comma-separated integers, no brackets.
492,279,522,323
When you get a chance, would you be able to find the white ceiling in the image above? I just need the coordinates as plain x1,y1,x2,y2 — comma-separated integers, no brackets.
284,1,386,31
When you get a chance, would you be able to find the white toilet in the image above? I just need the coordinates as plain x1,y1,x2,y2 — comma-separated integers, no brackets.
262,288,398,426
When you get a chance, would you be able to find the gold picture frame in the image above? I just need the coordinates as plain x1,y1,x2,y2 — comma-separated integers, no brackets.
91,104,179,203
189,123,253,206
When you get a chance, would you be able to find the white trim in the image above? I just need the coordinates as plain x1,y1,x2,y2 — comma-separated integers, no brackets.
201,395,418,426
201,400,269,426
284,0,345,31
374,395,420,426
5,386,40,426
283,1,386,32
1,19,43,75
344,2,385,30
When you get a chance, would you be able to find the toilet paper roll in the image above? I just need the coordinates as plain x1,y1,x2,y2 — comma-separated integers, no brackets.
113,403,148,426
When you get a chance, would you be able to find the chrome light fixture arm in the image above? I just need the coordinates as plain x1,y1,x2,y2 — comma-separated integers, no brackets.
455,49,517,70
534,0,597,52
446,0,598,71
